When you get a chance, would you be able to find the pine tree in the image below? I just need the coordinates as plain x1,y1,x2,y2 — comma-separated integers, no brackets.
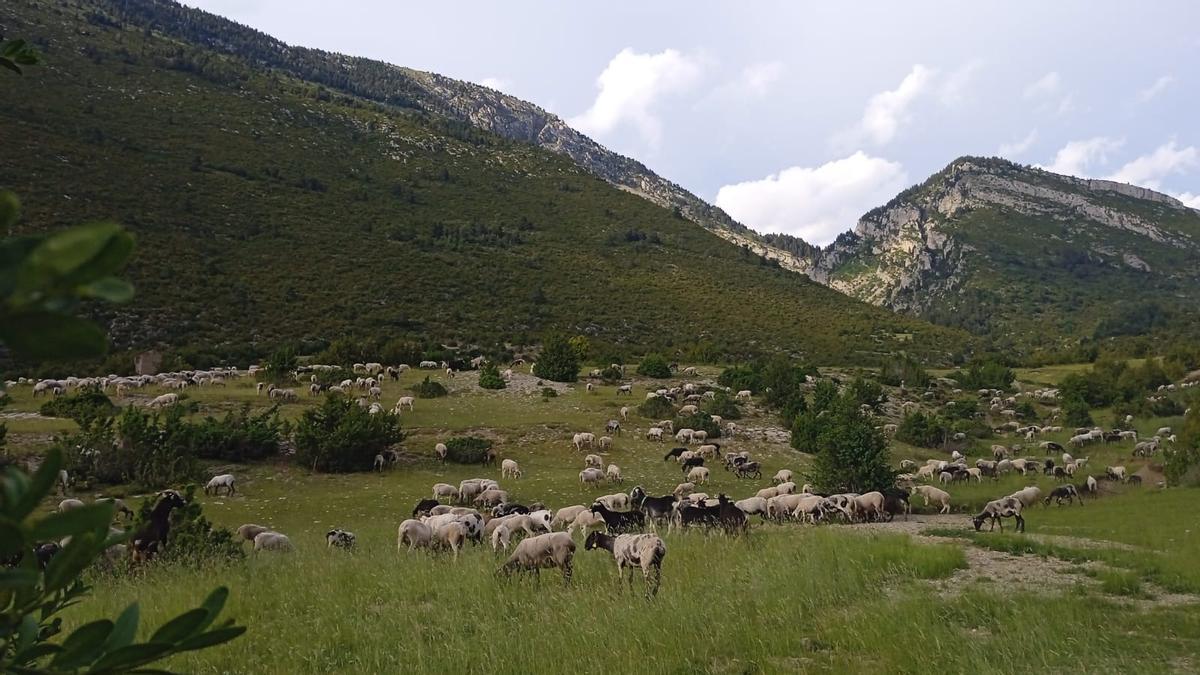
533,333,579,382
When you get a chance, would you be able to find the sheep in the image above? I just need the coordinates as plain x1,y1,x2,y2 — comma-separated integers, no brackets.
1157,426,1172,436
432,521,469,559
692,430,709,444
734,497,769,518
606,464,623,484
552,505,589,530
566,510,608,536
733,461,762,480
95,497,134,521
204,473,236,496
497,532,576,584
619,406,630,421
394,396,415,412
584,531,667,597
253,531,294,552
584,454,604,469
1084,475,1099,495
673,482,695,499
573,432,596,450
911,485,951,514
687,466,710,484
268,388,298,402
938,471,954,485
236,523,271,543
678,404,699,416
736,390,752,400
594,493,632,511
773,469,794,485
149,393,179,408
755,486,780,500
56,469,70,495
675,428,695,444
1106,466,1127,481
57,498,85,512
326,529,356,549
1044,485,1082,507
646,427,664,442
501,458,522,479
972,497,1025,533
474,489,509,507
851,492,886,522
432,483,460,502
616,385,632,396
1008,486,1043,509
579,467,605,486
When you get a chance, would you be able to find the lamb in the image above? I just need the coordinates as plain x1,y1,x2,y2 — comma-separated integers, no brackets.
1044,485,1082,507
910,485,951,514
458,480,485,504
773,469,794,485
253,531,294,552
432,483,460,502
687,466,710,484
584,531,667,597
432,521,469,559
616,385,632,396
497,532,576,584
775,481,797,495
268,388,298,402
755,486,780,500
501,458,522,479
394,396,415,412
594,493,632,511
972,497,1025,533
579,467,605,486
606,464,623,484
204,473,236,496
237,523,271,543
584,454,604,469
566,509,608,536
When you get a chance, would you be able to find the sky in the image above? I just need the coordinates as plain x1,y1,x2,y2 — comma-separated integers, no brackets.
185,1,1200,246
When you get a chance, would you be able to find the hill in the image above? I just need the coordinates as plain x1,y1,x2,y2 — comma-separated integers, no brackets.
801,157,1200,354
0,0,967,366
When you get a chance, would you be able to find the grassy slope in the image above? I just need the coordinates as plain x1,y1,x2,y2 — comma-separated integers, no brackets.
5,368,1199,672
0,0,966,365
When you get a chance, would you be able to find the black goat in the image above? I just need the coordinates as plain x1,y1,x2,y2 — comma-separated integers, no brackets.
412,498,440,517
630,486,676,525
1127,475,1143,485
663,447,688,462
590,502,645,533
715,495,747,534
677,502,720,529
681,456,705,474
882,487,910,521
130,490,186,562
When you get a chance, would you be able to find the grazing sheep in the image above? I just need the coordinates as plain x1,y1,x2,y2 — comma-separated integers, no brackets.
497,532,577,584
57,498,85,512
584,454,604,469
566,510,608,536
56,469,70,495
204,473,236,496
736,390,752,400
573,432,596,451
687,466,710,484
1009,486,1043,508
149,393,179,408
501,458,522,479
432,483,460,502
911,485,951,514
394,396,415,412
594,492,632,511
432,521,469,559
616,385,633,396
646,427,664,442
1044,485,1082,507
552,505,588,530
619,406,630,421
606,464,623,484
237,523,271,543
474,489,509,507
253,531,294,552
584,531,667,597
1106,466,1127,481
972,497,1025,533
598,436,614,450
580,467,605,486
734,497,769,518
326,529,356,549
673,482,695,499
773,469,794,485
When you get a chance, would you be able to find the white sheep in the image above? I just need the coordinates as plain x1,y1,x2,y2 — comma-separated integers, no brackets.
735,496,769,516
736,390,752,400
911,485,951,514
687,466,710,484
204,473,236,496
620,406,630,421
594,493,630,511
57,498,85,512
605,464,623,484
237,523,271,543
579,467,605,487
584,454,603,468
149,393,178,408
552,505,588,530
646,427,664,442
432,521,469,559
673,482,695,498
474,489,509,507
598,436,613,450
432,483,460,502
772,469,793,485
501,458,522,479
566,509,607,536
1009,486,1043,508
394,396,416,413
497,532,577,583
253,531,293,552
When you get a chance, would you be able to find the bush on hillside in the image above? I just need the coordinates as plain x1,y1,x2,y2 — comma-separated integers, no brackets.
189,404,286,462
258,345,298,384
1165,407,1200,487
309,367,353,387
444,436,493,464
533,333,580,382
411,376,448,398
477,362,506,389
636,353,672,378
806,395,895,493
60,405,202,489
705,390,742,420
638,395,676,420
846,377,886,411
1062,394,1093,427
134,485,244,567
717,365,762,395
294,396,403,472
895,411,948,449
952,359,1015,391
38,385,117,426
879,353,931,388
673,411,721,440
540,387,558,398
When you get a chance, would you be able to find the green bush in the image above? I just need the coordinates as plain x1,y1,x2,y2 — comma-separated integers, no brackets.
806,394,895,493
258,345,298,385
189,404,286,462
477,362,506,389
59,406,200,489
1062,394,1093,427
717,365,762,394
444,436,493,464
846,377,886,411
411,376,449,398
637,395,676,420
38,384,117,426
705,390,742,420
895,411,948,448
540,387,558,398
879,352,931,388
1165,407,1200,487
533,333,579,382
952,359,1015,391
294,396,404,472
635,353,672,378
943,397,980,421
308,367,353,387
598,366,624,384
674,411,721,439
133,485,243,567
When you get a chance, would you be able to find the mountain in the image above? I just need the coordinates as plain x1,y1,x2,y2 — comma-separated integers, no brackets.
0,0,968,365
801,156,1200,352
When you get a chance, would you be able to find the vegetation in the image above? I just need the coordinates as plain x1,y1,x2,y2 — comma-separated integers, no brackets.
132,485,244,568
951,359,1015,391
895,411,949,449
636,395,676,421
38,386,117,426
878,352,930,388
258,346,298,385
476,362,506,390
634,353,672,379
803,394,894,493
1165,407,1200,487
293,396,403,472
443,436,493,464
532,334,579,383
410,377,449,399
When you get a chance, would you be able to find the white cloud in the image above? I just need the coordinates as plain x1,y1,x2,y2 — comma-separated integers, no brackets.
1055,93,1075,116
852,64,935,145
569,48,702,149
714,152,909,246
1136,75,1174,104
477,77,510,92
998,129,1038,157
939,60,983,106
1039,136,1124,176
1106,140,1198,189
1023,71,1060,98
741,61,784,96
1177,192,1200,209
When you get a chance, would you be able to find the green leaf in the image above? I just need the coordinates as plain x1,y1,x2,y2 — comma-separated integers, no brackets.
51,619,114,670
15,613,39,654
0,566,38,588
10,643,63,666
174,625,246,653
149,608,208,644
87,643,173,673
0,518,27,558
78,276,134,303
31,502,115,541
0,311,108,359
194,586,229,633
23,221,125,279
44,532,102,592
104,603,140,652
0,58,20,75
11,446,63,521
0,190,19,229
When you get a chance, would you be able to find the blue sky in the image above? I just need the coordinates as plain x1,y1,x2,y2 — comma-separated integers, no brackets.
186,1,1200,245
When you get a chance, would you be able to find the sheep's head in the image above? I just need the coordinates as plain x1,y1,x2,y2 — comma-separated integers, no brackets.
971,515,986,531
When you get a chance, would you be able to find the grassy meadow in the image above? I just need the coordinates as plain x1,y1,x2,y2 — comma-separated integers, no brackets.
4,365,1200,673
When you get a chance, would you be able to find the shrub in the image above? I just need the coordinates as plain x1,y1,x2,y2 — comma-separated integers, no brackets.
636,353,672,378
943,398,980,421
294,396,403,472
411,376,449,398
705,390,742,420
1062,394,1093,427
1165,407,1200,487
879,352,931,388
637,395,676,420
896,411,948,448
674,411,721,440
540,387,558,398
807,395,895,493
533,332,579,382
477,362,506,389
188,404,286,462
847,377,886,411
1014,400,1037,420
952,359,1015,391
38,385,117,426
309,367,353,387
717,365,761,394
60,406,199,489
258,345,298,384
444,436,493,464
598,366,624,384
133,485,244,567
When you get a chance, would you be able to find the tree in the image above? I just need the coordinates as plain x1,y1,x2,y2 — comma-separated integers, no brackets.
294,396,403,472
477,362,506,390
1165,406,1200,487
258,346,297,385
807,396,895,493
635,353,672,378
878,352,930,388
895,411,948,448
1062,394,1093,427
568,335,591,362
532,333,579,382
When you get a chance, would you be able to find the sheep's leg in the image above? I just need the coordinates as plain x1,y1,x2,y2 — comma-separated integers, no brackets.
562,561,573,585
